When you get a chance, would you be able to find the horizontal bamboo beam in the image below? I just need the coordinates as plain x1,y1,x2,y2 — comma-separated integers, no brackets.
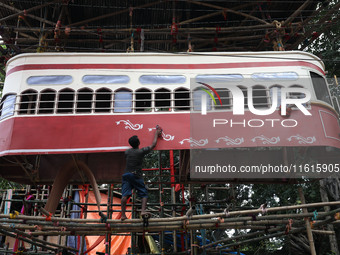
0,0,60,23
11,34,264,44
2,201,340,224
312,229,335,235
3,22,302,34
0,228,57,253
0,207,338,236
69,0,167,27
0,2,56,26
188,0,269,25
1,225,77,252
215,216,336,250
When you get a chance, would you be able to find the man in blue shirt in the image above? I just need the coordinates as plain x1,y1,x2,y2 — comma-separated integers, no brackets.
121,127,162,220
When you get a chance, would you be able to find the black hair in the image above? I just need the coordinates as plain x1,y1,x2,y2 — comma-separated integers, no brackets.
128,135,140,148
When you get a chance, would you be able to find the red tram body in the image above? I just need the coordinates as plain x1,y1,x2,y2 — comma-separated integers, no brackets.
0,52,339,183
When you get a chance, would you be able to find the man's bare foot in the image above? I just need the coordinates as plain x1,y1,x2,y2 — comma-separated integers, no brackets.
121,215,128,221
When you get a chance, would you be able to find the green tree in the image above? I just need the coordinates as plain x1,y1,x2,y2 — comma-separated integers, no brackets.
305,1,340,77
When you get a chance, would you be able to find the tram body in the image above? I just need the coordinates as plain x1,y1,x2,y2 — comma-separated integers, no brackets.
0,52,339,184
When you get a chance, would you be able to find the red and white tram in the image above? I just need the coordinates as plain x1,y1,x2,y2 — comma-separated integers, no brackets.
0,52,339,183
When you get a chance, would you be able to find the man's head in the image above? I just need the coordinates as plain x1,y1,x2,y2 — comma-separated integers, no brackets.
128,135,140,149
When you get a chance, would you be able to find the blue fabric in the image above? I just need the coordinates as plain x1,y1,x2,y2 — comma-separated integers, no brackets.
67,191,86,252
122,173,148,198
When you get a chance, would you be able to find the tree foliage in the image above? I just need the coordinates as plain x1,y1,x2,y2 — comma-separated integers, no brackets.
305,0,340,77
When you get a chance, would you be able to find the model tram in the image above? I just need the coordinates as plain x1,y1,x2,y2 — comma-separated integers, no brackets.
0,52,339,183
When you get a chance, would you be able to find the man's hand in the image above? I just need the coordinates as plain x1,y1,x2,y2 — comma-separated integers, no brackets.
156,125,163,137
150,125,162,149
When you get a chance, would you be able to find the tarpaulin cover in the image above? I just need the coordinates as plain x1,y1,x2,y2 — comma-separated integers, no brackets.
79,188,131,255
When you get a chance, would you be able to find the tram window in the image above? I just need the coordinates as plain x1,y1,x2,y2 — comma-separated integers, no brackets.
193,88,212,111
310,72,332,105
252,85,268,108
251,72,298,81
57,88,75,113
174,88,190,111
269,86,282,107
19,89,37,115
238,86,248,109
95,88,112,113
114,89,132,113
77,88,93,113
0,94,16,120
27,75,73,85
196,74,243,83
288,85,310,107
288,85,304,99
155,88,171,111
82,75,130,84
135,88,152,112
38,89,56,114
140,75,186,84
215,88,231,110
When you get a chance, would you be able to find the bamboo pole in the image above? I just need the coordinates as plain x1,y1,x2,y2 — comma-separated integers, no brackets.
298,187,316,255
2,200,340,223
69,0,167,27
0,2,56,26
7,22,303,34
3,208,339,236
289,1,340,50
312,230,335,235
216,216,336,251
0,0,60,23
319,179,340,255
1,225,78,252
0,228,57,253
282,0,314,27
187,0,269,25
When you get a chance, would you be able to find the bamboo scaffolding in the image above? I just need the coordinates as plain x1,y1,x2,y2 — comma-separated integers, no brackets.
0,2,56,26
5,22,302,34
299,187,316,255
0,225,78,252
212,216,337,251
2,200,340,224
0,0,60,23
0,228,57,253
69,0,167,27
1,207,339,235
1,179,340,254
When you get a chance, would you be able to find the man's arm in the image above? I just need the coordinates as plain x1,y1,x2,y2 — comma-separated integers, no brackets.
149,127,162,150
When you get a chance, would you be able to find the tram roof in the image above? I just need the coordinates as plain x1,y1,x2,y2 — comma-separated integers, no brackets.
5,51,325,73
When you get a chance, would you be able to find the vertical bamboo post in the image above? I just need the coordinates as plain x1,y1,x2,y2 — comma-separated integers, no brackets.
319,179,339,255
189,184,194,255
158,150,164,252
105,184,112,255
131,189,136,254
231,184,241,255
181,185,186,252
0,192,6,213
64,185,73,247
170,150,177,253
34,186,40,217
298,187,317,255
80,185,90,254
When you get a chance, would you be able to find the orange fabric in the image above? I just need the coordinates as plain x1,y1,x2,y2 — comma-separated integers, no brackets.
79,189,132,255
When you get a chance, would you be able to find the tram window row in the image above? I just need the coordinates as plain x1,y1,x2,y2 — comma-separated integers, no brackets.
0,85,312,119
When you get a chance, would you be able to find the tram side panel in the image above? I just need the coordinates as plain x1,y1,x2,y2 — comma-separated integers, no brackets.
0,52,339,184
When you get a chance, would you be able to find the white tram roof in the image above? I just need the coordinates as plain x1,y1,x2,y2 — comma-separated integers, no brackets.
6,51,325,72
